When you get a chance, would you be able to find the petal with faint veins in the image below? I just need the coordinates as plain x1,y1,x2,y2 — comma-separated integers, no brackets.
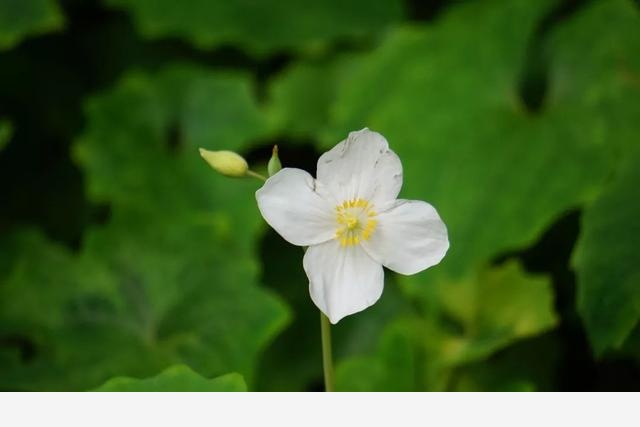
362,199,449,275
304,239,384,324
316,128,402,207
256,168,335,246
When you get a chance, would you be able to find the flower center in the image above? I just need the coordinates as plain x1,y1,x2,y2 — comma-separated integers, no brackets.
335,198,377,247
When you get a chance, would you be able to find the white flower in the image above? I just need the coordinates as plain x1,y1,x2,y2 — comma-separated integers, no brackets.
256,129,449,324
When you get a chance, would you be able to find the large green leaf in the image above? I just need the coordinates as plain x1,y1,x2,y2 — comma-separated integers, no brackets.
547,0,640,355
103,0,404,55
546,0,640,158
450,332,561,392
266,0,622,299
335,261,558,391
262,0,640,389
267,56,359,140
94,364,246,391
573,147,640,354
0,0,63,50
425,261,557,364
319,0,613,287
0,65,290,391
335,318,417,392
264,0,640,367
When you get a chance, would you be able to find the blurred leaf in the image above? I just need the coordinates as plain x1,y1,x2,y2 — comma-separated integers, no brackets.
336,261,558,391
94,364,246,391
267,56,359,139
335,318,417,391
74,65,267,220
453,367,535,392
319,0,613,289
573,147,640,354
548,0,640,355
546,0,640,158
0,119,11,150
0,65,290,390
252,233,323,391
0,230,154,391
103,0,404,55
450,332,561,392
428,261,558,366
0,0,64,50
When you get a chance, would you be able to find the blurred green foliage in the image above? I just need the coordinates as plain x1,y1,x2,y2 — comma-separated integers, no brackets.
0,0,63,50
0,0,638,391
0,118,11,150
103,0,404,55
94,364,246,391
573,147,640,354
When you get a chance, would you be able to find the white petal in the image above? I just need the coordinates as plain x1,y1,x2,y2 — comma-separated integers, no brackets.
361,199,449,275
304,240,384,324
256,168,336,246
317,128,402,207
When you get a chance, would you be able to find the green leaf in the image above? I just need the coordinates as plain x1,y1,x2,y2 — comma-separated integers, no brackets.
335,318,417,392
267,56,359,139
319,0,614,288
268,0,640,285
450,332,561,392
0,0,64,50
546,0,640,157
335,261,558,391
573,147,640,354
0,65,290,391
546,0,640,355
0,119,12,151
74,65,267,218
93,365,246,391
103,0,404,55
430,261,558,365
420,261,558,390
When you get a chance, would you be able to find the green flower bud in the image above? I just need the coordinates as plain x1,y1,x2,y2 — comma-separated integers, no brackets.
267,145,282,177
199,148,249,178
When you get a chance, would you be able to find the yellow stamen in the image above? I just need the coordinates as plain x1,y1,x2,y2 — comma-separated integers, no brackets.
335,198,377,247
346,216,358,230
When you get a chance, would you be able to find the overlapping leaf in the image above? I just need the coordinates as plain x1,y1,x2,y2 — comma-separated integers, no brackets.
94,364,246,391
450,332,561,391
335,318,417,391
267,56,358,139
0,65,290,390
318,0,612,287
548,0,640,355
0,0,63,50
270,0,639,364
335,262,557,391
103,0,404,55
573,147,640,354
546,0,640,158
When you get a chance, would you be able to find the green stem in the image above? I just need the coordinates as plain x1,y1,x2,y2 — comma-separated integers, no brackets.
320,311,335,392
246,170,267,182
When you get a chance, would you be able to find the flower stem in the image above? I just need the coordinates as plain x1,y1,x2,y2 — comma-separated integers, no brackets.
320,311,335,392
246,170,267,182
